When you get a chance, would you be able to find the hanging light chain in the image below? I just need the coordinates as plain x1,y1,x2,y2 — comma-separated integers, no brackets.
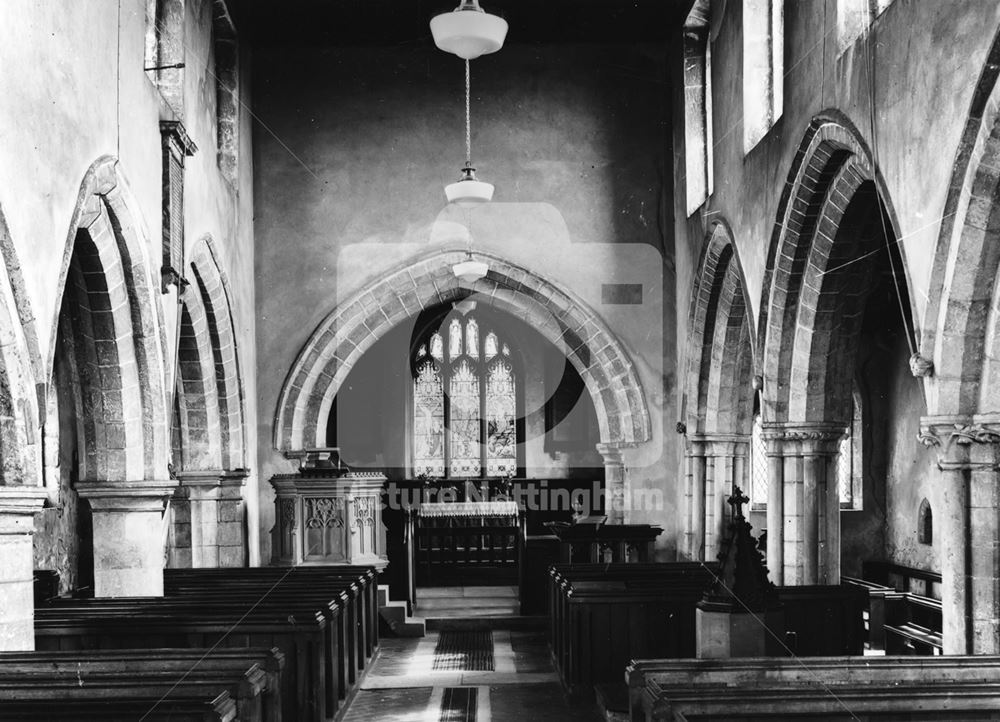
465,58,472,168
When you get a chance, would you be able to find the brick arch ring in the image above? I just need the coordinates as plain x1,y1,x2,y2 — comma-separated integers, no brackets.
274,249,653,451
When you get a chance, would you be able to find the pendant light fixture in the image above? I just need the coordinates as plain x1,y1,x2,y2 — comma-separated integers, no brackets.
432,0,507,206
430,0,508,61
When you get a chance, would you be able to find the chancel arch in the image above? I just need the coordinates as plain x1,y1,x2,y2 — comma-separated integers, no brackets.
45,157,174,598
681,220,755,561
759,116,917,588
274,249,651,520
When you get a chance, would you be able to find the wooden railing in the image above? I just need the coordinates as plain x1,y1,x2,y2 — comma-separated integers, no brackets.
402,502,526,605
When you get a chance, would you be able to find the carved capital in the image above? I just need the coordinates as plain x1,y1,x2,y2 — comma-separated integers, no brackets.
761,422,845,456
919,415,1000,471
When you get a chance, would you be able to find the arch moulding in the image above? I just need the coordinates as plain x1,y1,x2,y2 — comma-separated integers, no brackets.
274,249,653,453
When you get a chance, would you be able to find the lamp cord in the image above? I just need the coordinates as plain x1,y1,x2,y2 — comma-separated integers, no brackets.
465,59,472,167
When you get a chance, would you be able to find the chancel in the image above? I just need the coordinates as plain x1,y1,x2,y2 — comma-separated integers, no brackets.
2,0,1000,720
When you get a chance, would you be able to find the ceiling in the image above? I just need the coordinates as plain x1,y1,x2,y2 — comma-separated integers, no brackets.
230,0,693,47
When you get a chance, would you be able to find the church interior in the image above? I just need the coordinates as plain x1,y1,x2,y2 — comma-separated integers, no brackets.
2,0,1000,719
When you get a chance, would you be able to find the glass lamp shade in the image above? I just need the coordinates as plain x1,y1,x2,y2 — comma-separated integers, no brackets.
452,260,490,283
430,4,508,60
445,178,494,205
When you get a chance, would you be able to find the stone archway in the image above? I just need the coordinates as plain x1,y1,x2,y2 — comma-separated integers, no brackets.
49,157,173,597
680,220,755,560
918,26,1000,655
168,237,248,569
759,116,912,586
0,201,46,651
274,249,652,520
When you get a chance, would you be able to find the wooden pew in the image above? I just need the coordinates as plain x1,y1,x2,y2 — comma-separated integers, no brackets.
163,566,378,692
0,695,239,721
549,563,865,699
0,648,284,722
846,562,944,655
627,656,1000,721
35,566,376,722
548,563,718,697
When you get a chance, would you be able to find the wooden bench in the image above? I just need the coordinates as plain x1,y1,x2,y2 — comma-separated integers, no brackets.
549,564,865,700
0,647,285,721
0,695,239,721
845,562,944,654
626,656,1000,721
164,567,379,683
36,566,375,722
548,563,718,697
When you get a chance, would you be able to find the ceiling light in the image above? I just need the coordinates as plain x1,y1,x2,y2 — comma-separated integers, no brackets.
452,259,490,284
430,0,508,60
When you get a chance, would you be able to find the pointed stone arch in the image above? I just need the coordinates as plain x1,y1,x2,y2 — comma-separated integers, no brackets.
759,114,914,427
684,220,756,436
922,27,1000,417
680,220,756,560
0,201,45,651
189,237,246,471
49,157,173,597
50,156,170,483
274,249,652,454
758,115,916,587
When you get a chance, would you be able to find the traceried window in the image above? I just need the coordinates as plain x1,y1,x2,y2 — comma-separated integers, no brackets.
750,409,768,509
412,315,518,478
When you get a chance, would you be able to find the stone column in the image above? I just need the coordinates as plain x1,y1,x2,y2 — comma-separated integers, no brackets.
702,436,750,561
920,415,1000,655
683,437,708,560
596,442,627,524
174,470,247,569
77,480,177,597
762,423,844,586
0,486,47,651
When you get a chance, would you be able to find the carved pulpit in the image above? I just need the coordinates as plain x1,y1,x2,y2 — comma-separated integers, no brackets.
270,449,388,569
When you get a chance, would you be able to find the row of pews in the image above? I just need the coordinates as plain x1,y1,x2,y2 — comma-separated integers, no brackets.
0,565,378,721
549,560,971,720
626,656,1000,721
548,562,865,697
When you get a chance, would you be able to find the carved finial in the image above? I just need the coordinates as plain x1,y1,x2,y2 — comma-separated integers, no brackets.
728,486,750,519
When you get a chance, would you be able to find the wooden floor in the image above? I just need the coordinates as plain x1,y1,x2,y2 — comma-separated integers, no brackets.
342,629,601,721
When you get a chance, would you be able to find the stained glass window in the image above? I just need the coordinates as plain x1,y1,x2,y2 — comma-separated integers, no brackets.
412,313,520,478
449,358,481,476
448,319,463,361
486,356,517,476
413,355,445,477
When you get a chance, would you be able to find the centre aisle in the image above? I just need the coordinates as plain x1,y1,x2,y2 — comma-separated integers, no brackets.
342,629,601,721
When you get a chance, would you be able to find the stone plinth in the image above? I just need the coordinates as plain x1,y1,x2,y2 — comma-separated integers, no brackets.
696,603,785,658
270,471,388,569
76,480,176,597
0,486,47,650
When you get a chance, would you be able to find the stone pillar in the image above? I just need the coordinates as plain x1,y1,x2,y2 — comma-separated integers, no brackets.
76,480,177,597
762,423,844,586
683,437,707,560
596,442,627,524
683,435,750,561
0,486,47,651
919,415,1000,655
174,470,247,569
